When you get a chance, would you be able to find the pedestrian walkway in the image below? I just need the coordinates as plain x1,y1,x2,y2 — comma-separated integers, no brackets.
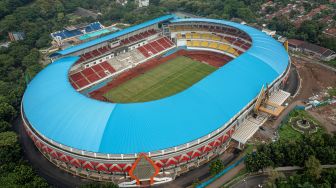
196,157,246,188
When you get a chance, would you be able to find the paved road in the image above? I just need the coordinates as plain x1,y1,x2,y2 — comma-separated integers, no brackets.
14,118,91,188
207,163,246,188
158,149,241,188
232,175,268,188
283,64,299,96
231,165,336,188
16,114,241,188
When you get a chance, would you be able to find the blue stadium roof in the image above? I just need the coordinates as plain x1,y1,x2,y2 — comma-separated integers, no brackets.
23,18,289,154
50,15,175,57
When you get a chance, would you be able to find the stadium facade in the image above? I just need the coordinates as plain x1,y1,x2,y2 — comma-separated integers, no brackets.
21,15,290,186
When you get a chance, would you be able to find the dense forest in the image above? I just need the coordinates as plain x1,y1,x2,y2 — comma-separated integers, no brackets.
0,0,335,186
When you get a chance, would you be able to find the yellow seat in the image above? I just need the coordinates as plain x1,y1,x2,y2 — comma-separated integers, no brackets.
193,40,201,47
186,33,191,39
192,33,200,39
201,41,209,47
227,47,236,54
219,44,229,51
176,33,182,39
212,35,221,41
201,33,211,40
209,42,218,49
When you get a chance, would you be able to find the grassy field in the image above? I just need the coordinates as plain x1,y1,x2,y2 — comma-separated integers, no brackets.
278,109,324,141
104,56,217,103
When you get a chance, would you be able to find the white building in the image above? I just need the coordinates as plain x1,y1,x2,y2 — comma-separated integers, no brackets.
262,28,276,37
116,0,128,6
137,0,149,7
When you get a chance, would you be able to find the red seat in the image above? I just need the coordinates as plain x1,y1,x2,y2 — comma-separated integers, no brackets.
86,73,100,83
92,64,104,72
70,72,84,82
82,68,95,77
96,70,107,78
76,78,90,88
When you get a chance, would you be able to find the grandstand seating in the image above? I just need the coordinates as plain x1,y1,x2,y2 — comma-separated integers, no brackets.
137,37,175,58
70,61,116,89
192,41,200,47
170,24,251,41
192,33,200,39
201,41,209,47
201,33,211,40
186,38,244,57
218,44,229,51
176,31,251,51
211,35,221,41
120,29,158,45
75,46,115,64
209,42,218,49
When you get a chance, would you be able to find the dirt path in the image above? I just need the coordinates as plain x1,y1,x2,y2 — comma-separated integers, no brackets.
292,57,336,100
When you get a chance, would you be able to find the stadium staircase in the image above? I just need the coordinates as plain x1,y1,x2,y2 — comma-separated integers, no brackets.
232,114,269,146
268,90,291,106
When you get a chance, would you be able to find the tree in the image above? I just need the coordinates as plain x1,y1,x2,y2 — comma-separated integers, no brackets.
0,102,17,122
267,169,285,186
22,49,39,66
0,131,21,164
304,156,322,180
298,182,314,188
209,159,224,176
245,152,273,172
0,164,49,188
298,20,322,43
0,121,11,132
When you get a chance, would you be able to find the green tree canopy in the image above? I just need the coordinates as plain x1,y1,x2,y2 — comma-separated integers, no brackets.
209,159,224,176
304,156,322,180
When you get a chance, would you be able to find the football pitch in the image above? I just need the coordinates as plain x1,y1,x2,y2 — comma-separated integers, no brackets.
103,56,217,103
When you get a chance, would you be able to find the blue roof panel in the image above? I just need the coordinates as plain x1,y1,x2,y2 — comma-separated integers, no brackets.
23,18,289,154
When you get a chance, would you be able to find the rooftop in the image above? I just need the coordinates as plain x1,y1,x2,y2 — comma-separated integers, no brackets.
23,18,289,154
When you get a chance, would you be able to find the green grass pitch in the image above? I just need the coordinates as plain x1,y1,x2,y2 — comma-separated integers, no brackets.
103,56,217,103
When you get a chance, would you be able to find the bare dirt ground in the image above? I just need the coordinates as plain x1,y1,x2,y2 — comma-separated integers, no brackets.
308,104,336,134
292,57,336,100
291,57,336,134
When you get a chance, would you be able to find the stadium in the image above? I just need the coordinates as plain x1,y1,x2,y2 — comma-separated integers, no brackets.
21,15,290,186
